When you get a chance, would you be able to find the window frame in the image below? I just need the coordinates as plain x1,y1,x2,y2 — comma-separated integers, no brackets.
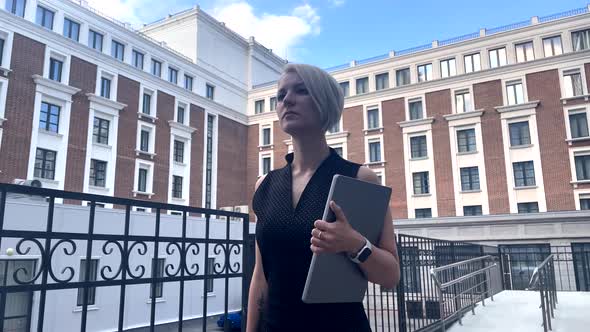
39,101,60,133
254,99,265,114
412,171,430,195
356,77,369,95
515,41,535,63
168,66,178,84
173,139,185,163
542,35,563,57
457,128,477,153
36,5,55,30
132,49,144,70
172,175,183,199
417,63,433,82
76,258,99,306
89,159,107,187
88,29,104,52
111,39,125,62
206,83,215,100
396,67,411,86
34,148,57,180
92,116,110,145
488,47,507,68
184,74,193,91
375,72,389,91
63,17,81,42
409,135,427,159
460,166,480,191
440,58,456,78
508,121,531,147
463,53,481,73
513,161,536,187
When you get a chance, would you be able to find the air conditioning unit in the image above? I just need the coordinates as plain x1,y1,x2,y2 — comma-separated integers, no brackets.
12,179,42,187
218,206,234,221
8,179,44,201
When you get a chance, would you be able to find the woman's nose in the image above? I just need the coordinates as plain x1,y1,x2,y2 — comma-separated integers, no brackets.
282,90,295,106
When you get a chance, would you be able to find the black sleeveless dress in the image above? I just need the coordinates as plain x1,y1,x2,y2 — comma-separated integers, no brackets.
252,148,371,332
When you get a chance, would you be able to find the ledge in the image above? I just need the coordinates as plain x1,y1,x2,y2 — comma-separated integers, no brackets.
73,305,99,313
86,93,127,110
460,190,482,194
168,120,197,133
364,127,384,135
171,197,186,203
458,151,478,156
39,129,63,138
326,131,350,140
146,298,166,304
571,180,590,188
258,144,274,150
514,185,538,190
412,193,432,198
444,110,484,121
135,149,156,159
138,112,158,123
173,161,187,167
34,177,59,185
410,156,428,161
364,161,386,167
397,117,435,128
561,94,590,105
495,100,540,113
89,185,109,192
566,137,590,146
32,74,81,96
92,143,112,150
510,144,534,150
132,190,154,199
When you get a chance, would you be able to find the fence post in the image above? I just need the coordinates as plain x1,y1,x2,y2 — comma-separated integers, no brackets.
396,234,407,332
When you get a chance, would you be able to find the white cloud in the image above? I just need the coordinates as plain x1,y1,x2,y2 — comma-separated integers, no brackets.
211,1,320,60
329,0,345,7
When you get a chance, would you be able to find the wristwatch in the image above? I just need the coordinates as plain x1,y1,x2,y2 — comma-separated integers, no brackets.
350,237,372,264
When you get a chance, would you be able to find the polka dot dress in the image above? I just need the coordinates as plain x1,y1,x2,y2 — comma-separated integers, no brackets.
253,148,372,332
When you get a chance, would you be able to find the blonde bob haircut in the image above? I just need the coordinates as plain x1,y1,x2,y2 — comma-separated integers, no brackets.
282,63,344,132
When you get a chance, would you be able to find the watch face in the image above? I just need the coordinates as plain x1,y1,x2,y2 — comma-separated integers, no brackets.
358,247,372,262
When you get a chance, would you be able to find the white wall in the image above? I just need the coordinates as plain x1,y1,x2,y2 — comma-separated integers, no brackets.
141,18,198,63
1,198,246,332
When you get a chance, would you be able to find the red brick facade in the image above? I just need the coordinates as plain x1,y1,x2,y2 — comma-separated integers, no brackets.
64,56,96,194
216,115,248,209
189,104,205,210
427,89,456,217
527,70,576,211
0,34,44,183
474,80,510,214
342,105,364,164
381,98,408,219
150,91,174,203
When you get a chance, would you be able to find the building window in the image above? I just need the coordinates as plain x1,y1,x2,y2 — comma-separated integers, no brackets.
76,259,98,306
518,202,539,213
575,155,590,181
489,47,507,68
151,59,161,77
396,68,411,86
368,140,381,163
440,58,456,78
184,75,193,91
206,258,215,293
40,102,60,133
63,18,80,42
563,70,584,98
580,198,590,210
48,58,63,82
569,110,589,139
177,106,185,124
515,41,534,63
93,117,109,145
270,97,277,111
168,67,178,84
417,63,432,82
132,50,144,69
460,167,480,191
455,90,472,113
457,128,476,153
262,156,271,175
376,73,389,91
506,80,524,105
151,258,165,298
356,77,369,94
409,99,423,120
340,81,350,97
6,0,26,17
173,140,184,163
254,100,265,114
464,53,481,73
413,172,429,194
0,38,4,67
367,108,380,129
509,121,531,146
138,168,148,192
90,159,107,187
88,30,103,52
410,135,427,159
415,208,431,218
328,121,340,134
332,146,343,157
206,84,215,100
205,115,215,209
262,127,271,146
543,36,563,57
463,205,482,216
513,161,535,187
172,176,183,198
34,148,56,180
572,29,590,51
142,93,152,115
111,40,124,61
100,77,111,99
36,6,54,30
140,130,150,152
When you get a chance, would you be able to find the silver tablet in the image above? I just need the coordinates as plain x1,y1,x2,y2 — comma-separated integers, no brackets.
302,174,392,304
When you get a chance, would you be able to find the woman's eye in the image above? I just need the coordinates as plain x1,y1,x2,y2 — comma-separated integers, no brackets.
297,88,308,95
277,94,285,101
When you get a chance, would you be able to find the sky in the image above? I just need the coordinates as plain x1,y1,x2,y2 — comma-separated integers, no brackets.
86,0,589,69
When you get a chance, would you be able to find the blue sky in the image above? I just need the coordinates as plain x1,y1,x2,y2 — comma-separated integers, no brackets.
89,0,588,69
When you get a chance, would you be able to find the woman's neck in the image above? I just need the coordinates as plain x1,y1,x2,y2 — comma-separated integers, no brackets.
291,134,330,173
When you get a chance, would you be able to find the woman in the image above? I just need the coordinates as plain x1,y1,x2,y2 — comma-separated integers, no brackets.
247,63,400,332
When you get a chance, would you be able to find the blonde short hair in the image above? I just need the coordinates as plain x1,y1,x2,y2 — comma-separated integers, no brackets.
282,64,344,132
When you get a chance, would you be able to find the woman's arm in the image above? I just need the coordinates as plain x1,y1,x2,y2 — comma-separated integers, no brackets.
246,175,269,332
310,167,400,289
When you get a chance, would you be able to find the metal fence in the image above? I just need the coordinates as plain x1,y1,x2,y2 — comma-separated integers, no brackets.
0,183,249,332
363,234,502,332
527,255,558,332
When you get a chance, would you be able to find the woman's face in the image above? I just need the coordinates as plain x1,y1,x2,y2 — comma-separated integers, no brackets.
276,71,322,136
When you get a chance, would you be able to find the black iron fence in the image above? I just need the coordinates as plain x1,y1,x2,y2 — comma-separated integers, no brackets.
0,183,249,332
526,255,558,332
